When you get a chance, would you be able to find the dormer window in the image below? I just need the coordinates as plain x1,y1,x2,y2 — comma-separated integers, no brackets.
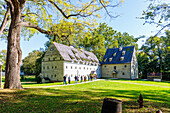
119,47,122,51
104,58,107,62
120,57,124,61
113,53,116,56
109,58,112,62
122,51,125,55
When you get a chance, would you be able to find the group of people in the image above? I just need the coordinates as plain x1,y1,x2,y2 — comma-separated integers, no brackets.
63,74,97,85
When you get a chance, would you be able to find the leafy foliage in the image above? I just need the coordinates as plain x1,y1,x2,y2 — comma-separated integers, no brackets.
141,0,170,36
139,30,170,80
78,23,138,61
21,50,44,75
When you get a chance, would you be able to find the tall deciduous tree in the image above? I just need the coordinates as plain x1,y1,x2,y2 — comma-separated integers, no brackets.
78,23,138,61
140,30,170,80
0,0,122,89
21,50,44,75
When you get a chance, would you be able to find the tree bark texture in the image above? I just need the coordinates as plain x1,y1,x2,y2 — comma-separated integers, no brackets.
4,0,25,89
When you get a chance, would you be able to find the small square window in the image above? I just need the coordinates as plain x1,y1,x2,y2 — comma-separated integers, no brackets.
122,72,125,75
55,66,57,69
71,66,72,69
66,66,68,69
114,66,116,69
124,65,127,68
55,75,56,77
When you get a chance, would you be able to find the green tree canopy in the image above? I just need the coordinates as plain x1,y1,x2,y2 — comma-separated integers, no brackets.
140,30,170,80
21,50,44,75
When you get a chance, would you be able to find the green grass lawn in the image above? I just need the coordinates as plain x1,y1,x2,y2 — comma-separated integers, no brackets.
0,80,169,113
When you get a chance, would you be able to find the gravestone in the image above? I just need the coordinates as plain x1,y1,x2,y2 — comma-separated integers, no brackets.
0,59,3,89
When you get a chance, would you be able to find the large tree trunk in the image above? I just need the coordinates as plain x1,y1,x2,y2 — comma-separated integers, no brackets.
4,1,25,89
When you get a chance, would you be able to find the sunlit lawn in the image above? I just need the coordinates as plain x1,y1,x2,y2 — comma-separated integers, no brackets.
0,79,169,113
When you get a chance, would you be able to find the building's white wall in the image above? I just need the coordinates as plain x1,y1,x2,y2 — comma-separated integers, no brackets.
63,61,100,81
131,48,138,79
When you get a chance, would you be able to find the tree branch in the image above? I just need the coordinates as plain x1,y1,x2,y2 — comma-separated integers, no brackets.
0,7,10,36
48,0,95,19
153,23,170,37
21,22,60,37
99,0,120,18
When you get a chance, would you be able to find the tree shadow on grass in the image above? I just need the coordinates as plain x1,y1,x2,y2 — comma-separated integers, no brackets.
0,87,169,113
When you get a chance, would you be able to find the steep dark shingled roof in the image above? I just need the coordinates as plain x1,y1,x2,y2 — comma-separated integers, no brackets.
53,42,99,63
101,46,135,64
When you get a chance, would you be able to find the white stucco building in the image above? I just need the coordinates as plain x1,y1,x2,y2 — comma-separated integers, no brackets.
41,42,101,82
